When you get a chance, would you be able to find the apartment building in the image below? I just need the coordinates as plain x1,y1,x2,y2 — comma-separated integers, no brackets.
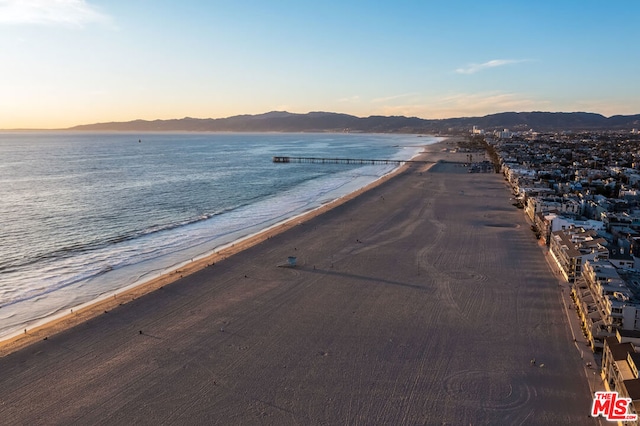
549,227,608,282
573,260,640,351
602,330,640,424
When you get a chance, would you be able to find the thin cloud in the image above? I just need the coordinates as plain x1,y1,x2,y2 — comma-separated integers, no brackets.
373,91,551,119
424,91,550,117
338,95,361,103
455,59,526,75
371,92,419,103
0,0,111,27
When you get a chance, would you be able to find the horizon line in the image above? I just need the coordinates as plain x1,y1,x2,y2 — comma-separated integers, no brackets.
2,109,639,132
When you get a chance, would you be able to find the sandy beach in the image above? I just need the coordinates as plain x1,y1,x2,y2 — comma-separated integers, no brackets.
0,140,595,425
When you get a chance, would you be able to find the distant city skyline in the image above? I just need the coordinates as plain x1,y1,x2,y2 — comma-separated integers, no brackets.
1,0,639,129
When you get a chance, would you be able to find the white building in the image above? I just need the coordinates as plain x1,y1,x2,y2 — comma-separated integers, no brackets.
573,259,640,351
549,227,608,282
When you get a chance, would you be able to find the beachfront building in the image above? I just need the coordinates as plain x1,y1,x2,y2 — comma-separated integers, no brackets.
525,196,583,223
525,196,561,222
549,227,608,283
501,164,537,197
533,211,605,245
533,212,551,243
602,331,640,423
550,230,581,283
573,260,619,351
573,259,640,351
548,215,605,234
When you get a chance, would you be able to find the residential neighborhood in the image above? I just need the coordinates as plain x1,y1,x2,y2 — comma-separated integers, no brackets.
483,127,640,422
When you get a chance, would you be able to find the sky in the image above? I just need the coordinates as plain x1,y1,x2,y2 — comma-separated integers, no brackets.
1,0,639,129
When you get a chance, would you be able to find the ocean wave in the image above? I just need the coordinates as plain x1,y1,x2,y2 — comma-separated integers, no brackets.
0,133,439,338
0,207,237,273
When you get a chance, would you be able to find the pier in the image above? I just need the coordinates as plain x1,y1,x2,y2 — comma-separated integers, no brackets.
272,156,432,165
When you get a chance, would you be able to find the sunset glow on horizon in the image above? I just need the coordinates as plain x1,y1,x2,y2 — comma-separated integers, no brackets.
1,0,639,129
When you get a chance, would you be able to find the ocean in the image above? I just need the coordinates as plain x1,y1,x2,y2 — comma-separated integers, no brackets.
0,132,439,340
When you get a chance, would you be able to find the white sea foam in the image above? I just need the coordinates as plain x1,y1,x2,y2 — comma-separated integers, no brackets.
0,133,439,340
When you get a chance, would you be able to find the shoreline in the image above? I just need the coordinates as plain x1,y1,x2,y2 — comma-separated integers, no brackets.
0,134,593,424
0,139,449,357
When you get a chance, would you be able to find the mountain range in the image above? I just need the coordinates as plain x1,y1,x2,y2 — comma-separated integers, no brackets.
68,111,640,133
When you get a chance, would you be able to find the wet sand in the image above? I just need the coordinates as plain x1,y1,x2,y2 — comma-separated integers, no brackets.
0,140,595,425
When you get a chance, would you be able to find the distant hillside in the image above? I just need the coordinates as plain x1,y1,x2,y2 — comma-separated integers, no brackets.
68,111,640,133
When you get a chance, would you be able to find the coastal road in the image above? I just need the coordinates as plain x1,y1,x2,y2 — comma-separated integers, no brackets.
0,146,595,425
